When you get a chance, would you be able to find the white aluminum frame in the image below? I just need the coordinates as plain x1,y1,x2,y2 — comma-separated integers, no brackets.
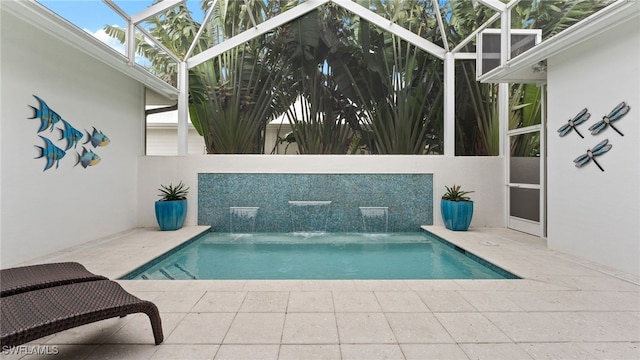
505,84,546,237
476,28,542,79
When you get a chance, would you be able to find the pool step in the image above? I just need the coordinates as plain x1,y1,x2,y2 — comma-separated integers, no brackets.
159,268,175,280
144,264,198,280
174,264,198,279
139,271,171,280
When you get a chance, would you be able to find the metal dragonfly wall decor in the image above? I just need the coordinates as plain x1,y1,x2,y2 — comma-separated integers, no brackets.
573,139,612,172
558,108,590,138
589,101,630,136
564,101,632,172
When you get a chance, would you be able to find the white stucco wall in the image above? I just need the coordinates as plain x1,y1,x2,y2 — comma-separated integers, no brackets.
1,12,145,266
547,18,640,275
137,155,505,230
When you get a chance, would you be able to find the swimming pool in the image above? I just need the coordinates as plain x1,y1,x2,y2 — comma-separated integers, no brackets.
123,231,518,280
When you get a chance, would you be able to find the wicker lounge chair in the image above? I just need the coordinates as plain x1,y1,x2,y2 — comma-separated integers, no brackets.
1,280,163,347
1,262,107,297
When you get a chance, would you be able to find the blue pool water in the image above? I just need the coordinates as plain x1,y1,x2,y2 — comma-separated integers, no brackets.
123,232,518,280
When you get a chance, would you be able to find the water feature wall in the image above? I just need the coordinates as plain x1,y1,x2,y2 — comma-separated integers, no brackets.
138,156,506,230
198,173,433,232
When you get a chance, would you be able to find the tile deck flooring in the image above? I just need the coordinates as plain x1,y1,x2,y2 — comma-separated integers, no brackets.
2,226,639,359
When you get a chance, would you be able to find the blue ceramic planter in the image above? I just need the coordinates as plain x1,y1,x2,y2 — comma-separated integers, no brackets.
441,199,474,231
155,199,187,231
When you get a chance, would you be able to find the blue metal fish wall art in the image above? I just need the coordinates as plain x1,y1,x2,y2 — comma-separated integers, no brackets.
28,95,63,132
59,119,84,150
84,127,110,147
75,147,101,168
35,135,66,171
28,95,110,171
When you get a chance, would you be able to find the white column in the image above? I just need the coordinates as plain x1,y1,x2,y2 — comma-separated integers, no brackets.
443,52,455,156
498,10,511,157
500,4,510,65
177,61,189,156
126,20,135,66
539,83,546,237
499,83,509,157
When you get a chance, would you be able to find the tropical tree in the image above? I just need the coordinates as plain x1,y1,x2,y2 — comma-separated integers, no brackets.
271,8,359,154
106,0,445,155
188,0,305,153
189,45,291,153
270,1,445,155
332,0,445,154
106,0,299,153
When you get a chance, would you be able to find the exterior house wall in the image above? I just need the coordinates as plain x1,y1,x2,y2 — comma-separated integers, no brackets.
146,126,206,155
1,12,145,266
547,18,640,275
145,122,298,155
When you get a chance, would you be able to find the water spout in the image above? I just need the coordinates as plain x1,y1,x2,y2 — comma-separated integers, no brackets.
230,207,259,233
359,207,389,233
288,201,332,233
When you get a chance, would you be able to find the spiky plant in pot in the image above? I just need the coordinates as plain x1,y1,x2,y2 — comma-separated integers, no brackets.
155,181,189,231
442,184,474,202
441,185,474,231
158,181,189,201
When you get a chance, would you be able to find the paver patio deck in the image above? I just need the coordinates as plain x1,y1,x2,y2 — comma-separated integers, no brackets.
2,226,638,359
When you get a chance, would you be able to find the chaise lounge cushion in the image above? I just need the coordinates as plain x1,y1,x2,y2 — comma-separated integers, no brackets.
1,262,107,297
1,280,163,347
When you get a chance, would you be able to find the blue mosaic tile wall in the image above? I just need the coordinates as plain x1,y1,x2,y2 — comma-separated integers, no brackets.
198,173,433,232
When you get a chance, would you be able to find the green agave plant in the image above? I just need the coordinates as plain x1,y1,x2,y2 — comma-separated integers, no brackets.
442,185,474,202
158,181,189,201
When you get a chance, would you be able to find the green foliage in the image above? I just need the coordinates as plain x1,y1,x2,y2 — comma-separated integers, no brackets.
158,181,189,201
104,0,608,156
509,83,541,156
514,0,613,39
333,1,444,154
273,10,357,154
189,0,309,153
189,43,288,153
442,185,474,202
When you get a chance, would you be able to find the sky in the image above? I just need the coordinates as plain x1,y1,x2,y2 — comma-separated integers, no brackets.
39,0,205,31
